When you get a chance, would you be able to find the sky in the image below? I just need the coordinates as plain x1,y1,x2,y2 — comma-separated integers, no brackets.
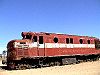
0,0,100,53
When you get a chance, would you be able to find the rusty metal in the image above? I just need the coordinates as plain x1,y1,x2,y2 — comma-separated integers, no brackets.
6,32,100,69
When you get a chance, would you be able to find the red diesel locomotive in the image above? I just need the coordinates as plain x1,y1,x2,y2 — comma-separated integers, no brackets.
7,32,100,69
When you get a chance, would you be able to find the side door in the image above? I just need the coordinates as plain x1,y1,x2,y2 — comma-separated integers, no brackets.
38,36,45,56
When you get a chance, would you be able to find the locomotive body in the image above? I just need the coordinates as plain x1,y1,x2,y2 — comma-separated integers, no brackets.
7,32,100,69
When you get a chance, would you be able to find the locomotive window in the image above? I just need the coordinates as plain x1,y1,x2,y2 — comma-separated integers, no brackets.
66,38,69,44
70,38,73,44
25,35,32,39
87,40,90,44
33,36,37,42
53,37,58,43
39,36,43,44
79,39,83,44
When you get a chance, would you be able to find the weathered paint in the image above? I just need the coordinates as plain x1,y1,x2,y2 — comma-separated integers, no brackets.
7,32,100,60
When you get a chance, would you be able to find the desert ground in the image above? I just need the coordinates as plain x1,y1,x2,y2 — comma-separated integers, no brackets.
0,60,100,75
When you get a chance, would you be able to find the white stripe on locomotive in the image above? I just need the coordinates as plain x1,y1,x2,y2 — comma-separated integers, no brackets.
14,42,95,48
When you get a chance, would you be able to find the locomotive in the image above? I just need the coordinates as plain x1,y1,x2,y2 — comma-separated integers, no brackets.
7,32,100,69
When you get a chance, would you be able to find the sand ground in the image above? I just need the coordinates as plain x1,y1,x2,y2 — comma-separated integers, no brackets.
0,60,100,75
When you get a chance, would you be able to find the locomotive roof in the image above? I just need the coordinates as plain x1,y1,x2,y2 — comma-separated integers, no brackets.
22,32,97,39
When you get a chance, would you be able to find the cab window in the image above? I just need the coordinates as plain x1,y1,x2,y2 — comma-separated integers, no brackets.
25,35,32,39
33,36,37,42
39,36,43,44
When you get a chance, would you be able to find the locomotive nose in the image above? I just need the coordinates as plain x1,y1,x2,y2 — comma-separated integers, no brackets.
7,40,16,63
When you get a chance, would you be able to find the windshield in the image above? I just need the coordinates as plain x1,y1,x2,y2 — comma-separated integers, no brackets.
24,35,32,40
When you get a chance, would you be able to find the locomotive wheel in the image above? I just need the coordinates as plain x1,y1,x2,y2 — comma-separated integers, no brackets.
8,62,15,70
18,64,26,70
27,64,31,69
76,60,80,64
55,61,61,66
49,62,54,66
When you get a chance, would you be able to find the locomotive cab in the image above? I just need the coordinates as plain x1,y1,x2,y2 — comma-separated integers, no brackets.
22,32,32,40
7,32,45,69
7,32,39,61
7,32,34,68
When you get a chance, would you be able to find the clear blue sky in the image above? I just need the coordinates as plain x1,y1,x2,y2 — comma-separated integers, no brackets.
0,0,100,53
